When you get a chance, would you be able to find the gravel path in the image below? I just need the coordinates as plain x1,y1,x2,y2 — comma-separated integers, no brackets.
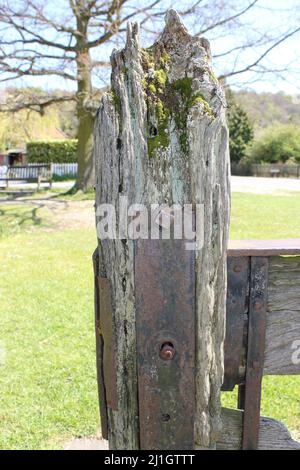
231,176,300,194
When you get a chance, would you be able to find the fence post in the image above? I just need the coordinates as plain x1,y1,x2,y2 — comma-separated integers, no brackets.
94,9,230,450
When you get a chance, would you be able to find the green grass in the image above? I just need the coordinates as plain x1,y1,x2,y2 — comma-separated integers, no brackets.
49,187,96,201
230,191,300,239
0,185,95,202
222,377,300,436
0,204,49,238
0,229,99,449
0,190,299,449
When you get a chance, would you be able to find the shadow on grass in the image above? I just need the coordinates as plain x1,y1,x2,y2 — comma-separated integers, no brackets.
0,184,95,202
0,205,45,238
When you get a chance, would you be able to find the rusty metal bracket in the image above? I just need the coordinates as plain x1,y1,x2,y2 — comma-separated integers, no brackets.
135,239,195,450
238,256,268,450
222,256,250,391
223,254,269,449
93,248,118,440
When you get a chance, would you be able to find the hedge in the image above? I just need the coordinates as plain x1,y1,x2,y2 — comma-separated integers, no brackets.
26,140,78,163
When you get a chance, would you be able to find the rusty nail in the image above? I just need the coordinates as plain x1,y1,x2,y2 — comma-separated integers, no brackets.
233,265,241,273
160,342,175,360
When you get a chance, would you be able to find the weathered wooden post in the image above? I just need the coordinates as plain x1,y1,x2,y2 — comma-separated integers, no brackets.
94,9,230,449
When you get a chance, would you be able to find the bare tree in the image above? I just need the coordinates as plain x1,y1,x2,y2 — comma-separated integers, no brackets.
0,0,172,189
0,0,299,190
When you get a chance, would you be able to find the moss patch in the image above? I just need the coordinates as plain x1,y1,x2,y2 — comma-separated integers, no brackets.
141,47,171,158
141,48,215,157
170,77,215,153
110,44,216,158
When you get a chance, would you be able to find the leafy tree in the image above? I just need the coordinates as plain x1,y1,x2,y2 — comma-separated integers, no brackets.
227,95,254,163
0,105,61,151
249,123,300,163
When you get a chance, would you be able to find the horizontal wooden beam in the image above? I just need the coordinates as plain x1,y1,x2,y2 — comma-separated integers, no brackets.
228,239,300,257
218,408,300,450
224,251,300,379
264,256,300,375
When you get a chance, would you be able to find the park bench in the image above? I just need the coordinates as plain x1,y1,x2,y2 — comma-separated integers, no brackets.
0,163,52,190
269,167,281,177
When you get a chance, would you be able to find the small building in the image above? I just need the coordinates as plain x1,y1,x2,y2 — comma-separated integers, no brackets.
0,149,26,166
0,153,7,165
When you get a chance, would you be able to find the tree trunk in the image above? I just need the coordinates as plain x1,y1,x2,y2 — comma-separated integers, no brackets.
75,10,95,191
76,100,94,191
94,9,230,449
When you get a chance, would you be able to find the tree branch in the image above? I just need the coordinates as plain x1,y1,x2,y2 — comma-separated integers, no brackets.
220,26,300,79
0,93,76,114
197,0,259,35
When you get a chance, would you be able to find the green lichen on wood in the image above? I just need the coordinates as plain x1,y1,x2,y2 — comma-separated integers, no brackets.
170,77,215,153
147,124,169,158
141,45,216,157
140,46,171,158
171,77,214,115
155,69,168,88
108,89,122,116
140,47,155,71
147,97,170,159
107,41,218,159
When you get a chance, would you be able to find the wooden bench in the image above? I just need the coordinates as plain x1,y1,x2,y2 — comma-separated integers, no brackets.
0,164,52,190
270,168,281,177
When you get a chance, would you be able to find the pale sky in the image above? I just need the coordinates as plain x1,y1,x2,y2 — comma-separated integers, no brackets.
211,0,300,95
1,0,299,96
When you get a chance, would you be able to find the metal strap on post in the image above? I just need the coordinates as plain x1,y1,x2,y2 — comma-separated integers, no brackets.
135,238,196,450
239,256,268,450
93,249,118,440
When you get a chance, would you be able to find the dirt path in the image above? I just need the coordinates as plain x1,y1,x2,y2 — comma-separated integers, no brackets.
1,176,299,233
0,195,95,231
64,436,108,450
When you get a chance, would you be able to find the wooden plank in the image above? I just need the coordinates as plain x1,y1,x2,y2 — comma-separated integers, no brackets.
241,257,268,450
224,253,300,377
228,239,300,257
264,256,300,375
218,408,300,450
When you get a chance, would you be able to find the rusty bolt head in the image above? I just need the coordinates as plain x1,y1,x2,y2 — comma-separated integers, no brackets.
162,413,171,422
160,342,175,360
233,265,241,273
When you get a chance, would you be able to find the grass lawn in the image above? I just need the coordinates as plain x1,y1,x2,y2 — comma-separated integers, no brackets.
0,229,99,449
230,192,300,239
0,204,49,238
0,190,299,449
0,187,95,201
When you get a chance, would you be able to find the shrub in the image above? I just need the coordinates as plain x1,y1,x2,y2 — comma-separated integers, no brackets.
249,124,300,163
27,140,77,163
227,94,254,163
